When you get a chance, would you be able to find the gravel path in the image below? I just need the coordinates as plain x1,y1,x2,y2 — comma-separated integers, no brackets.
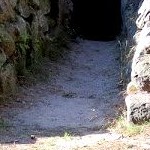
0,39,124,149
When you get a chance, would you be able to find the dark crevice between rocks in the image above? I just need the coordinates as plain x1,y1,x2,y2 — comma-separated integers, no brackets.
49,0,59,25
71,0,122,41
23,14,34,26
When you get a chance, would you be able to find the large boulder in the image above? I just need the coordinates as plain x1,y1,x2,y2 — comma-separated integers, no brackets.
124,0,150,124
125,93,150,124
131,2,150,93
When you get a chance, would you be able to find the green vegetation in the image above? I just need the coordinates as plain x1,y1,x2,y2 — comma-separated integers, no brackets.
32,37,44,64
109,115,150,136
17,31,30,55
63,131,72,140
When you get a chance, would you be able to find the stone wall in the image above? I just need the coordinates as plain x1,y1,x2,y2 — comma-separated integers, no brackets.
121,0,141,85
0,0,73,99
122,0,150,123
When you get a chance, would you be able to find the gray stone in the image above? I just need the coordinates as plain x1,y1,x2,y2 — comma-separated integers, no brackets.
0,48,6,68
6,15,28,42
10,0,17,8
125,93,150,123
0,25,16,57
130,1,150,93
132,55,150,92
18,0,31,18
39,0,51,15
136,0,150,29
0,0,15,23
36,11,49,33
0,64,17,96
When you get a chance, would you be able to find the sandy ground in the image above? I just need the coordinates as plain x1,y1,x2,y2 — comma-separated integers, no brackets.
0,39,134,150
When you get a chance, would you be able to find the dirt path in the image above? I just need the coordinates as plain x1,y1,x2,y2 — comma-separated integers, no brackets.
0,40,127,149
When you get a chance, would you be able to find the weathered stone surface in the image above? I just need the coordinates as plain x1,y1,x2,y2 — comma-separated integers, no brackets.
0,25,16,57
39,0,51,15
0,0,72,98
131,38,150,79
6,15,28,42
18,0,31,18
120,0,141,85
31,15,45,62
131,1,150,93
0,0,15,23
122,0,150,124
132,55,150,92
36,11,49,33
30,0,51,15
136,0,150,29
31,0,40,8
125,93,150,123
0,48,7,68
10,0,17,8
134,21,150,44
0,64,17,96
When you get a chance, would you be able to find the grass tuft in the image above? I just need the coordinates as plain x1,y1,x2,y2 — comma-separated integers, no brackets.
63,131,72,140
109,114,150,136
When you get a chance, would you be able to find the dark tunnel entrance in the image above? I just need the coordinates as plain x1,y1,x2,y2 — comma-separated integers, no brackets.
71,0,122,41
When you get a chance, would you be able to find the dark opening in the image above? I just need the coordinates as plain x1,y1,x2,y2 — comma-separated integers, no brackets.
71,0,122,41
50,0,59,23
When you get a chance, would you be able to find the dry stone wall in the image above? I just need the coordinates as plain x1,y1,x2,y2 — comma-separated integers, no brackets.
122,0,150,123
0,0,73,99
